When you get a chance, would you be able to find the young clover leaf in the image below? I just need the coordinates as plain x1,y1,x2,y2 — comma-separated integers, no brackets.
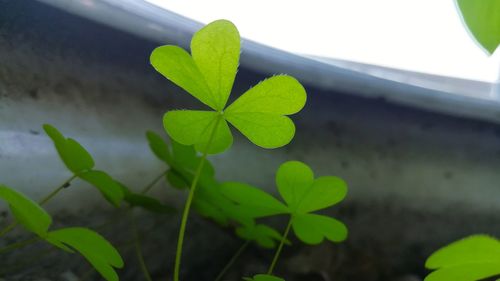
0,185,51,237
220,161,348,245
44,124,124,207
236,222,290,249
425,234,500,281
150,19,306,154
243,274,285,281
46,227,124,281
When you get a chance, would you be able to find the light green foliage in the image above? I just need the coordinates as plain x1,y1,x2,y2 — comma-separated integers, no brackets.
150,20,306,154
236,222,289,249
220,161,348,245
425,235,500,281
43,124,95,174
0,185,122,281
146,132,252,225
0,185,51,237
46,227,124,281
44,124,124,207
456,0,500,54
79,170,123,207
243,274,285,281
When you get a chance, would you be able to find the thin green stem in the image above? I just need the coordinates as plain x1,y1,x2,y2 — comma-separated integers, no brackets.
173,116,221,281
267,218,293,275
129,210,153,281
0,237,40,254
0,175,77,238
38,174,77,206
214,241,250,281
140,169,168,194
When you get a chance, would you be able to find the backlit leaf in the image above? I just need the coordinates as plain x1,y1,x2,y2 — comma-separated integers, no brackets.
225,75,306,148
43,124,94,174
163,110,232,154
150,45,217,109
0,185,51,237
46,227,123,281
79,170,124,207
275,161,314,210
456,0,500,54
292,213,347,244
191,19,240,110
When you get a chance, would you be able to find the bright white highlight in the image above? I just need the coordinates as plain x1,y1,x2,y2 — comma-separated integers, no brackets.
146,0,499,82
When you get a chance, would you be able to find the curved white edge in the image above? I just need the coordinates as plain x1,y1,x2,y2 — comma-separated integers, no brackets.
37,0,500,124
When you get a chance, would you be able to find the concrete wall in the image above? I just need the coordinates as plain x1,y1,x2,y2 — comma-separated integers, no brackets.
2,1,500,280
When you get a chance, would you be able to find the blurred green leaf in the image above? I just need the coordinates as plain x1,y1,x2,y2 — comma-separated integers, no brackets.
425,235,500,281
79,170,124,207
146,131,172,164
0,185,51,237
163,110,232,154
166,169,189,189
456,0,500,54
219,182,289,217
243,274,285,281
43,124,94,174
236,223,289,249
125,193,174,214
46,227,123,281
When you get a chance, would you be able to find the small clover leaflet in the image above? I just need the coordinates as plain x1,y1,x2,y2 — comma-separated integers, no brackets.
425,234,500,281
220,161,348,245
0,185,51,237
44,124,124,207
0,185,123,281
243,274,285,281
150,20,306,154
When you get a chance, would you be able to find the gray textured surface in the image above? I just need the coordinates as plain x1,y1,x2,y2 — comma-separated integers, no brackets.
2,1,500,280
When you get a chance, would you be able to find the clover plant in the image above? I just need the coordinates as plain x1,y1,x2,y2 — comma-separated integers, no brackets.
1,19,351,281
150,19,307,281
